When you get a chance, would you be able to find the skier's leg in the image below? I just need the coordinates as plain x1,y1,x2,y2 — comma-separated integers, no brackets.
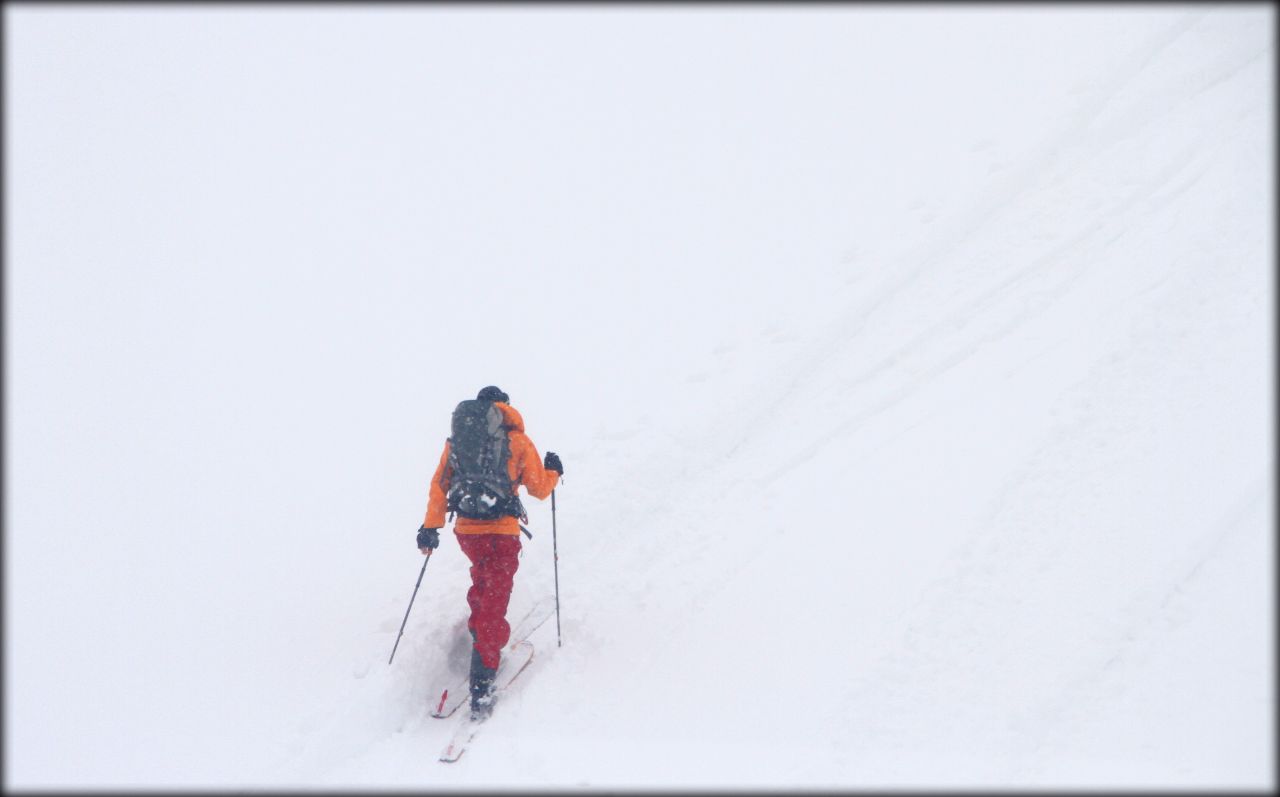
457,532,492,640
470,534,522,670
457,533,499,718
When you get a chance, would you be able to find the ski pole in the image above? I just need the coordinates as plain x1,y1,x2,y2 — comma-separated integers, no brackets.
551,488,562,647
388,550,432,666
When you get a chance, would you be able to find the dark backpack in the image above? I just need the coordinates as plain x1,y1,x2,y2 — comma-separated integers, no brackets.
445,399,525,521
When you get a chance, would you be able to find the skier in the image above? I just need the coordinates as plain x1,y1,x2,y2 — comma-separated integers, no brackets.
417,385,562,721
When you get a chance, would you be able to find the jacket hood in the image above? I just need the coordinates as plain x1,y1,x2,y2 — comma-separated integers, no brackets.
495,401,524,433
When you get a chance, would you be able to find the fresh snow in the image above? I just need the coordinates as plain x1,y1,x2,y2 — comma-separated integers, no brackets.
5,5,1273,790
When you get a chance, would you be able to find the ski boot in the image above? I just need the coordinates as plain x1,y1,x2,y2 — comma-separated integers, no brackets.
469,645,497,722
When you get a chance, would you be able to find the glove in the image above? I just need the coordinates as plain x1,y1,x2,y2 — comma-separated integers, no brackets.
544,451,563,475
416,526,440,550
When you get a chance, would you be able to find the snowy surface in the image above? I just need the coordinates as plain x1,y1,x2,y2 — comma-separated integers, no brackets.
5,5,1273,790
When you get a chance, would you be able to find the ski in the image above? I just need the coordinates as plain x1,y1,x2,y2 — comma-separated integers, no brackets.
430,596,556,719
438,639,535,762
508,595,557,647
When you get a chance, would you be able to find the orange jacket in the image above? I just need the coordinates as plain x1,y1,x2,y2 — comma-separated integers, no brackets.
423,401,559,536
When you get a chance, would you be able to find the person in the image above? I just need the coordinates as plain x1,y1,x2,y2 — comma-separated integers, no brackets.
416,385,562,721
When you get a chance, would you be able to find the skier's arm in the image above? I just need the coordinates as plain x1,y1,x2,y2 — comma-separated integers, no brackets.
516,435,559,500
423,440,452,528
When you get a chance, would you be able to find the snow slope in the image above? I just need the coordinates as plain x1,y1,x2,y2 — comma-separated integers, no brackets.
6,5,1273,790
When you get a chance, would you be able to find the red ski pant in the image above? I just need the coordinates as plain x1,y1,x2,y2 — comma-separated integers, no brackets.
456,532,522,670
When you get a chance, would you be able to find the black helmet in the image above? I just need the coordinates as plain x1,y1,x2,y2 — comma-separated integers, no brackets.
477,385,509,403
